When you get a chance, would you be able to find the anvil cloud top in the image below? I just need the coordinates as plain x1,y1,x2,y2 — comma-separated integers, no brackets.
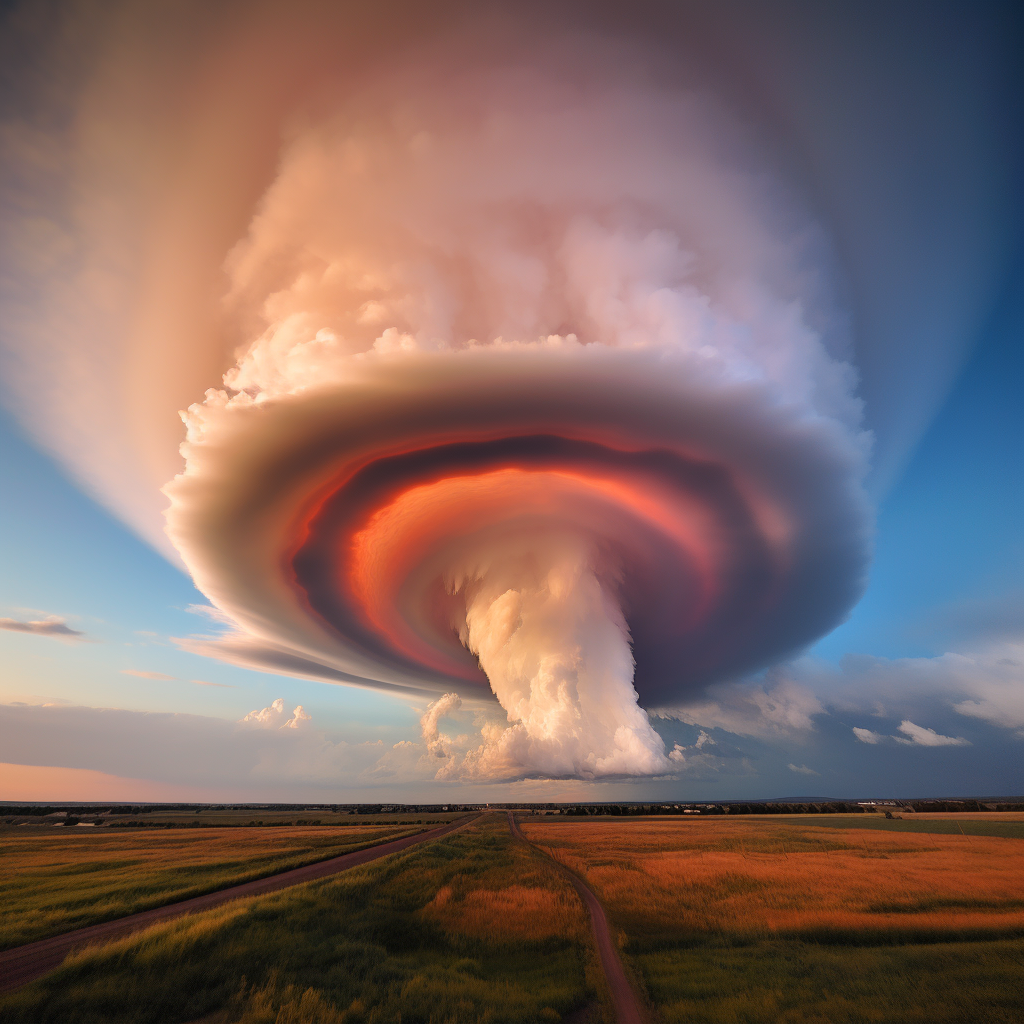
162,58,869,778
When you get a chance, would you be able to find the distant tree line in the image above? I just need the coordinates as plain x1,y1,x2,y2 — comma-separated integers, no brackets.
559,800,1024,816
905,799,1023,812
724,802,866,814
562,803,870,816
0,805,156,817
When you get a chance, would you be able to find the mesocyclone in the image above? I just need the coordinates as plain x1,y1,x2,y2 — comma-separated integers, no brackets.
164,61,871,779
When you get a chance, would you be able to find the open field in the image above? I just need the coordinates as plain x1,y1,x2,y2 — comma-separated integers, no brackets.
522,816,1024,1023
0,823,429,950
0,815,598,1024
5,812,1023,1022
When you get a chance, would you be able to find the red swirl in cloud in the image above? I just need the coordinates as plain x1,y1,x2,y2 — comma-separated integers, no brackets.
291,435,779,704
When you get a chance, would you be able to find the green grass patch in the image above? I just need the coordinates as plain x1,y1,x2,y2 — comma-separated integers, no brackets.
635,937,1024,1023
0,817,597,1024
0,824,426,950
800,817,1024,839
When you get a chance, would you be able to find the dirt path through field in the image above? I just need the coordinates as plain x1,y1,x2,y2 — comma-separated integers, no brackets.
0,814,479,995
507,813,644,1024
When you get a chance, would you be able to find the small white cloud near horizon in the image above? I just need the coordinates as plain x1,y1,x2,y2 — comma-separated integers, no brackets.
121,669,176,680
241,697,286,725
787,763,819,775
240,697,311,730
1,616,87,641
895,720,970,747
852,726,884,744
851,721,969,746
282,705,310,729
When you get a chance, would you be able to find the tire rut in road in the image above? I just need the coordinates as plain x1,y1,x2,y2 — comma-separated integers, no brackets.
506,812,644,1024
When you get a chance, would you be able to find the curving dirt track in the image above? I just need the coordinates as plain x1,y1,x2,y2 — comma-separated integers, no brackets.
507,812,644,1024
0,815,478,995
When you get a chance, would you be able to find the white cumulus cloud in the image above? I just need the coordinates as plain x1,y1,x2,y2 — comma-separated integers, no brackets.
240,698,312,730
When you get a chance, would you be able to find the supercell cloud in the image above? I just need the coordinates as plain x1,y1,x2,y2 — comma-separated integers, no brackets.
164,54,871,779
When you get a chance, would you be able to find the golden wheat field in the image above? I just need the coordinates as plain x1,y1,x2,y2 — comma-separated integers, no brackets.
521,817,1024,942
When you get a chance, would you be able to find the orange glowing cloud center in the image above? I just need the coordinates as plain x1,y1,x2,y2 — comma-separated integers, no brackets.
345,465,741,679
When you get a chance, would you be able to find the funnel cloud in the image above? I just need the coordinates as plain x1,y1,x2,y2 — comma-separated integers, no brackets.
163,55,870,779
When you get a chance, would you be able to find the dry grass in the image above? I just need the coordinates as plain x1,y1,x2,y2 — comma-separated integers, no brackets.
522,818,1024,943
0,823,423,949
523,817,1024,1022
413,819,589,946
423,882,587,943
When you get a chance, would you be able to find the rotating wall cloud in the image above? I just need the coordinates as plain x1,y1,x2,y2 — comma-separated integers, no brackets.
164,58,871,780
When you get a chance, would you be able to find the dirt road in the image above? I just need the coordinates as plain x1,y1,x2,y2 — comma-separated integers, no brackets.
0,815,478,995
507,812,644,1024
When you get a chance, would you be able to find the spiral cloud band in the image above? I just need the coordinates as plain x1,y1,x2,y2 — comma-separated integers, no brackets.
164,59,871,779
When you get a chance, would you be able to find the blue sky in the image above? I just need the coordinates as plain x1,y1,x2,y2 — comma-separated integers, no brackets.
0,405,419,739
815,262,1024,664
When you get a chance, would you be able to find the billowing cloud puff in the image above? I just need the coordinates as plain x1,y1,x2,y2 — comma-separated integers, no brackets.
163,58,870,780
241,698,311,731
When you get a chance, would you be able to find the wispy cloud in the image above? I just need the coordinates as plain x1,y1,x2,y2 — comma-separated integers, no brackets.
0,616,87,641
895,720,970,747
787,763,819,775
120,669,175,680
654,674,824,739
796,638,1024,735
851,721,970,747
192,679,236,688
852,727,884,744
